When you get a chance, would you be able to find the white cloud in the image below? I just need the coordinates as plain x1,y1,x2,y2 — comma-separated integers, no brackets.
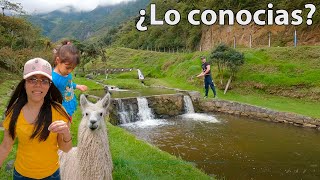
12,0,135,14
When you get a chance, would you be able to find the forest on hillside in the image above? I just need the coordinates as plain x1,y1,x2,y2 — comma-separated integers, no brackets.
0,14,52,73
111,0,320,50
28,0,150,41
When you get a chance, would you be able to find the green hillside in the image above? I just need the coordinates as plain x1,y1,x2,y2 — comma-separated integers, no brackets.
25,0,320,50
0,15,53,75
83,46,320,118
112,0,320,50
238,47,320,100
28,0,150,41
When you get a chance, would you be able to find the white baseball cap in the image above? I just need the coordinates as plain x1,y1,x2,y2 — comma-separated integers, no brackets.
23,58,52,80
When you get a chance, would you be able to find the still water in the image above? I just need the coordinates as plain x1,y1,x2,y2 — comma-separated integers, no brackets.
121,113,320,179
90,88,177,98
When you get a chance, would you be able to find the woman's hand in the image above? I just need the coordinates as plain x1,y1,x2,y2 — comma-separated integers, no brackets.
50,121,72,152
48,120,70,136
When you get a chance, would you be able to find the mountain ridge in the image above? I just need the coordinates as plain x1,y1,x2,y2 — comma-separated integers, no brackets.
28,0,150,41
27,0,320,49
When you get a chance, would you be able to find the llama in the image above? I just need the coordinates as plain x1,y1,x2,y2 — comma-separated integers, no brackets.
59,93,113,180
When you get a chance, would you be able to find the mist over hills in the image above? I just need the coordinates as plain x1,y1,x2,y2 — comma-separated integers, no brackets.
28,0,150,41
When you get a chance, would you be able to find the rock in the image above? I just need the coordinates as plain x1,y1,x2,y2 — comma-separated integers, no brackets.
302,124,317,128
148,94,184,116
188,91,201,102
85,74,94,79
307,119,320,126
6,160,14,171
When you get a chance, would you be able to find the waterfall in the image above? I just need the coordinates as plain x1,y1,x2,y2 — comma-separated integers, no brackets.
137,69,145,80
137,97,154,121
183,95,195,114
182,96,219,123
116,99,134,124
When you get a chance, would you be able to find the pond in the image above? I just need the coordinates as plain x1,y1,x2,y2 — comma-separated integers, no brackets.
120,113,320,179
90,87,177,98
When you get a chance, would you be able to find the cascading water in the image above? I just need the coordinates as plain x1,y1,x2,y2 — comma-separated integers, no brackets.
116,99,134,124
137,97,154,121
183,95,195,114
119,97,170,128
182,95,218,123
137,69,144,80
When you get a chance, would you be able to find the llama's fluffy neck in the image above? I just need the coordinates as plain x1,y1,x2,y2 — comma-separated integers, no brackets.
77,119,108,149
77,119,113,179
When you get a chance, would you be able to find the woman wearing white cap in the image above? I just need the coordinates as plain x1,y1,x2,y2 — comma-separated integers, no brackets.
0,58,72,179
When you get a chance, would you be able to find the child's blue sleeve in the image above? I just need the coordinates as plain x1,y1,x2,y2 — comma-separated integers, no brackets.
72,82,77,89
69,74,77,89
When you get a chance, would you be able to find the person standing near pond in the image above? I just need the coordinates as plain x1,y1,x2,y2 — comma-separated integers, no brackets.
197,56,217,98
0,58,72,179
52,44,87,120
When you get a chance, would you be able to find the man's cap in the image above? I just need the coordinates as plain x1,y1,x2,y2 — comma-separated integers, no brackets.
200,56,206,60
23,58,52,80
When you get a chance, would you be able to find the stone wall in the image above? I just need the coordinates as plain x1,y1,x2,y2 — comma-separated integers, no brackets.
109,97,139,125
198,99,320,130
109,93,186,125
147,94,185,118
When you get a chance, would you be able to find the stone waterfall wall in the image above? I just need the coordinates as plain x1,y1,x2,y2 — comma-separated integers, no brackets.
147,94,185,117
109,94,185,125
109,97,139,125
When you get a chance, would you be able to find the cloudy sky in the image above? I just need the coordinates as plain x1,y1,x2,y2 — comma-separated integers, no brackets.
11,0,135,13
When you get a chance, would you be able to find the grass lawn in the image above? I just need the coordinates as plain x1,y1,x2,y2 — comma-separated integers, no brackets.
142,77,320,119
101,47,320,119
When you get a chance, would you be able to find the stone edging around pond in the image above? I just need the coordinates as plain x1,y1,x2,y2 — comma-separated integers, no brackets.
193,96,320,131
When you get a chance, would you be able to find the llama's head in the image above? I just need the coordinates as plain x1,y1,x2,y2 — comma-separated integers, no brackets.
80,93,111,131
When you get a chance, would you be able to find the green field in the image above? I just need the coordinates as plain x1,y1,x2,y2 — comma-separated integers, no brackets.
92,46,320,118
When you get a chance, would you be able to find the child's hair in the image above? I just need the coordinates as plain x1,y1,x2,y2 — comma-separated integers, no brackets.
61,39,71,45
53,44,80,67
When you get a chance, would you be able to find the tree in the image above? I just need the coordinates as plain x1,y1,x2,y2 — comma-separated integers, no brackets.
209,43,229,85
0,16,40,49
96,40,107,62
0,0,25,16
226,49,244,78
209,43,244,94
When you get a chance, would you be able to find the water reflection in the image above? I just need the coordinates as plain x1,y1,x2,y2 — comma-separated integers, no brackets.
90,88,177,98
120,119,172,128
121,113,320,179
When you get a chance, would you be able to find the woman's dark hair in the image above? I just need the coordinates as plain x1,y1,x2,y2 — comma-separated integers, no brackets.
53,44,80,67
5,79,70,141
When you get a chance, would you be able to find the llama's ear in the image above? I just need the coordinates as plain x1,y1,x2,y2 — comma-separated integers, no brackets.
101,93,111,109
80,94,89,109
